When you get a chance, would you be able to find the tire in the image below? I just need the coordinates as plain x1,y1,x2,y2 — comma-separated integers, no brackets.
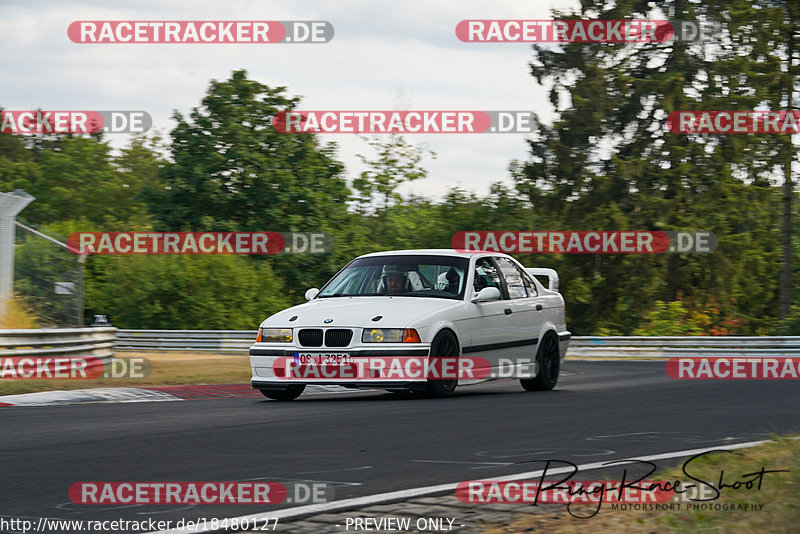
521,332,560,391
425,331,459,398
259,385,306,401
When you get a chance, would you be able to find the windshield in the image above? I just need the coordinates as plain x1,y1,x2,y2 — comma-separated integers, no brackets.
318,255,469,300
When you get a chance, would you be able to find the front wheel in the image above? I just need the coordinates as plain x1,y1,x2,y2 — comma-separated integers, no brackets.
425,331,459,398
521,333,560,391
259,385,306,401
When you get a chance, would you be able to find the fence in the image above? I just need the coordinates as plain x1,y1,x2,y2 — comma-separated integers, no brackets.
13,221,83,327
567,336,800,358
0,327,117,359
114,331,800,358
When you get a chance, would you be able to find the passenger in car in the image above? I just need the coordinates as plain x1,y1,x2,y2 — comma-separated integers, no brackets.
445,267,461,294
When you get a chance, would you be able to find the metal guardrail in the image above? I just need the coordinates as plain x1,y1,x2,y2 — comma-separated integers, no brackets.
116,329,256,352
0,327,117,359
568,336,800,358
114,330,800,358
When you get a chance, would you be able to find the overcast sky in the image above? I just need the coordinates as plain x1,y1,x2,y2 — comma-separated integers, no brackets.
2,0,579,200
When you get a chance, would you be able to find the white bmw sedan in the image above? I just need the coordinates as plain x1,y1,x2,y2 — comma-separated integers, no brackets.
249,249,570,400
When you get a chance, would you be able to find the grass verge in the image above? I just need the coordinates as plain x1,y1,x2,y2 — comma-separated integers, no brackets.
0,299,39,329
0,351,252,396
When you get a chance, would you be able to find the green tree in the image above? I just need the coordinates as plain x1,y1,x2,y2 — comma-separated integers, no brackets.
151,69,349,233
720,1,800,319
116,133,168,226
0,132,162,225
147,70,357,298
352,134,435,215
516,0,784,334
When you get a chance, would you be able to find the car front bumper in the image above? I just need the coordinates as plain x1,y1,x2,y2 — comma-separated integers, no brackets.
249,343,432,388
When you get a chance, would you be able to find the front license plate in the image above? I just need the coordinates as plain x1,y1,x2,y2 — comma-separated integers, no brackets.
294,352,352,365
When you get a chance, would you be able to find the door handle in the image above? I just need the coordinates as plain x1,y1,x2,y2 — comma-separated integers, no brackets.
536,304,543,311
504,308,512,315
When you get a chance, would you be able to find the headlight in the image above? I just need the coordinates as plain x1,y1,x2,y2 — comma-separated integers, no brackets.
259,328,293,343
362,328,421,343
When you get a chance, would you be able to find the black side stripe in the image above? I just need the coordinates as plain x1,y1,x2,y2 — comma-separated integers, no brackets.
462,338,539,354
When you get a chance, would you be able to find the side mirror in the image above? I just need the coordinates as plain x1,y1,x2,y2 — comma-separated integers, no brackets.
305,288,320,301
471,286,501,303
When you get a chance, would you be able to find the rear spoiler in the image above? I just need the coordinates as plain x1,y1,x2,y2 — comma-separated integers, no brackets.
525,268,559,292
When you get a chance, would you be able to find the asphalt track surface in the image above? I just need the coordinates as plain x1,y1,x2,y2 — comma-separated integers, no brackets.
1,360,798,533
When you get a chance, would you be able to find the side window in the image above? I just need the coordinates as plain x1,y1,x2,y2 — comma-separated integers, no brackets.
494,257,526,299
473,257,507,298
495,257,538,298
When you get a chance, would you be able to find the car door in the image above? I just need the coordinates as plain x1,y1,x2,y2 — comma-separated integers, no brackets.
462,256,515,375
494,256,545,376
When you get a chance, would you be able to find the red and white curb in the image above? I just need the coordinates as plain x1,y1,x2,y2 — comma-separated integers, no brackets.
0,387,181,407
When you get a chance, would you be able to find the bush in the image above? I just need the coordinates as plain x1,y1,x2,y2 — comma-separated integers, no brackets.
633,298,746,336
85,254,290,329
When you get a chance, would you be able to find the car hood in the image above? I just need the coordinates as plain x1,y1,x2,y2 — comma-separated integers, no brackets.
262,296,462,328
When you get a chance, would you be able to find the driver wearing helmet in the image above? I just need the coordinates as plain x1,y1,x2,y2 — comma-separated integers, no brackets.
383,271,406,294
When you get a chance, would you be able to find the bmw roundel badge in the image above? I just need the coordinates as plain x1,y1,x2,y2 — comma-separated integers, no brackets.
323,318,333,323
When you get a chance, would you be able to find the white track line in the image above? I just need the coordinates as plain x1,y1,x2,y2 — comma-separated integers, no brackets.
149,438,770,533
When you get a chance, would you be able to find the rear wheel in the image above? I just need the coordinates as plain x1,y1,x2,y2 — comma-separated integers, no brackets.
521,332,560,391
425,331,459,398
259,385,306,401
